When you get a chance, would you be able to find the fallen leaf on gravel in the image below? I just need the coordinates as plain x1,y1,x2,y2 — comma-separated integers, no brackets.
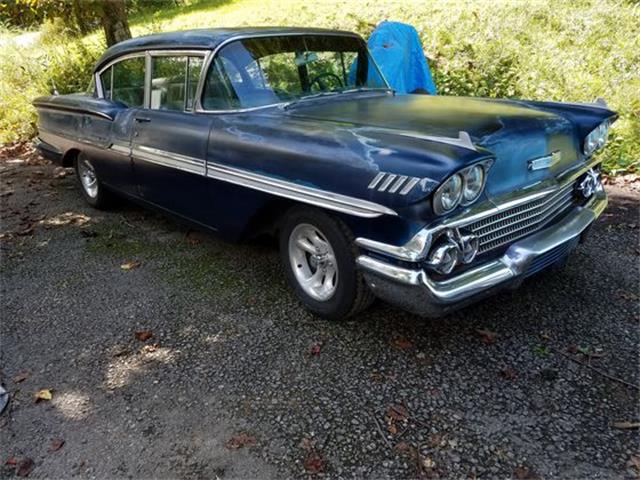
394,441,412,455
5,456,18,466
426,434,442,448
501,368,518,380
134,330,153,342
309,343,322,356
567,344,579,354
613,421,640,430
628,454,640,472
225,433,257,449
185,230,205,245
16,458,35,477
120,260,141,271
390,336,413,350
12,371,30,383
513,465,541,480
475,328,497,344
303,451,325,474
386,404,409,422
34,389,53,402
49,438,65,452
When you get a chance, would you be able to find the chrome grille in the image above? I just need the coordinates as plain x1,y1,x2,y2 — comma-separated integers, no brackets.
468,183,576,254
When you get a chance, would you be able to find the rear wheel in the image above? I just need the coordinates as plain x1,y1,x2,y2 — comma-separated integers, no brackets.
74,152,113,209
279,207,374,320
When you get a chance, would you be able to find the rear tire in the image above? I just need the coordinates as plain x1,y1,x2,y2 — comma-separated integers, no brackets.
279,206,374,320
74,152,113,209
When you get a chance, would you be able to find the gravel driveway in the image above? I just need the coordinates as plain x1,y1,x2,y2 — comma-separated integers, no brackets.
1,154,639,479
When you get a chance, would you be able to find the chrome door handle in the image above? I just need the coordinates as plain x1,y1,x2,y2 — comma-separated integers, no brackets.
134,116,151,123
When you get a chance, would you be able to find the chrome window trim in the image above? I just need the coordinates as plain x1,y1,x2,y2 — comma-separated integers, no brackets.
193,31,388,114
96,49,209,102
144,51,152,109
147,49,208,57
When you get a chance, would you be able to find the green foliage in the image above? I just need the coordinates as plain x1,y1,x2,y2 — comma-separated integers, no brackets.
0,35,102,143
0,0,638,173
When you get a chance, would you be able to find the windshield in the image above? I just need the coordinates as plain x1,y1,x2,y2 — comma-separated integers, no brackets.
201,34,389,110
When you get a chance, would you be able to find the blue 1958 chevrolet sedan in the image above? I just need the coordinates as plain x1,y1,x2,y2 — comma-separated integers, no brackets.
33,27,616,320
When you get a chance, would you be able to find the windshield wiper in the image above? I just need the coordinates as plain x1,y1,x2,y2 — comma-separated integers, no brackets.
340,87,395,94
280,91,342,110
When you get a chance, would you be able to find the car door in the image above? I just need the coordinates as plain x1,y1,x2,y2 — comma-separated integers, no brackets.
130,52,215,226
89,55,146,197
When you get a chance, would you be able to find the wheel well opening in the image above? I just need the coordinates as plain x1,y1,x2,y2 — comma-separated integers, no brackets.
240,198,298,240
61,148,81,168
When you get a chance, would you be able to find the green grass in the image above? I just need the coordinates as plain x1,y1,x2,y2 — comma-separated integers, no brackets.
84,218,290,306
1,0,638,173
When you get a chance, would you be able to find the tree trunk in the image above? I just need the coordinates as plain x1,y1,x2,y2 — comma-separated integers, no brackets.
101,0,131,47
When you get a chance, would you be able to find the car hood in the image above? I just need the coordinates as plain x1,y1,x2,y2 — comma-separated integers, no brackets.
286,93,605,199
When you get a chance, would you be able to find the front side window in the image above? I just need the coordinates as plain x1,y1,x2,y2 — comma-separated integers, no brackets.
150,55,203,111
202,35,388,110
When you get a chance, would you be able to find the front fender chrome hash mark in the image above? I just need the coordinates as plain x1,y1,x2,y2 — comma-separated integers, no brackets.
388,175,409,193
368,172,386,190
368,172,423,196
399,177,421,195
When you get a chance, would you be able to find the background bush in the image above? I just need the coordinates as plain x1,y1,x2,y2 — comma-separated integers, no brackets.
1,0,638,173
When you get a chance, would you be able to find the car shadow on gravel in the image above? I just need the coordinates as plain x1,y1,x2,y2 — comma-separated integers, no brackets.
1,162,638,479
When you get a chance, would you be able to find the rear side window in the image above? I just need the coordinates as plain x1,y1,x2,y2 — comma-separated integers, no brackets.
101,57,145,107
150,55,203,111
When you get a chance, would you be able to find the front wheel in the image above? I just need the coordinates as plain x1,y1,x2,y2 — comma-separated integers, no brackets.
74,152,113,209
279,207,374,320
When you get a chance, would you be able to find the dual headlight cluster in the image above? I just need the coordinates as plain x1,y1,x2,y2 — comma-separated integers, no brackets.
583,121,610,157
432,162,489,216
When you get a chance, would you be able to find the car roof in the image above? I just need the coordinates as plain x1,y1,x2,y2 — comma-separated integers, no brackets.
94,27,361,72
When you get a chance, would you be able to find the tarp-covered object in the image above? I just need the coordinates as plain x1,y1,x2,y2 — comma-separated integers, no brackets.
368,21,436,95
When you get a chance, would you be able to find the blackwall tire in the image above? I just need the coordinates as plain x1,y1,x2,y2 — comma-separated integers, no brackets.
279,206,374,320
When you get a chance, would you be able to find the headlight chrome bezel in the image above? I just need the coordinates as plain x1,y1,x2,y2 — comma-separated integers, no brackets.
460,164,486,206
433,160,492,216
432,173,463,215
583,120,610,157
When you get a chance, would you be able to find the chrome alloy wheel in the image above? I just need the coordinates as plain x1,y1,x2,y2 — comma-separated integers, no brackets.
288,223,339,302
77,157,98,198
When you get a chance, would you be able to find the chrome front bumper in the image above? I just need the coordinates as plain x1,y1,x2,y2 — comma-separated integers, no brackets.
356,190,607,317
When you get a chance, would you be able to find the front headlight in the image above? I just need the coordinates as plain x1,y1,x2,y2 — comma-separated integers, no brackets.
583,121,610,156
433,174,463,215
460,164,485,204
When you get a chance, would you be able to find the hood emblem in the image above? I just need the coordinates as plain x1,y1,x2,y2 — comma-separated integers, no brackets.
528,151,561,171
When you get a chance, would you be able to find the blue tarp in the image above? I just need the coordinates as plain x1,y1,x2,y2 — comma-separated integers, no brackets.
368,21,436,95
